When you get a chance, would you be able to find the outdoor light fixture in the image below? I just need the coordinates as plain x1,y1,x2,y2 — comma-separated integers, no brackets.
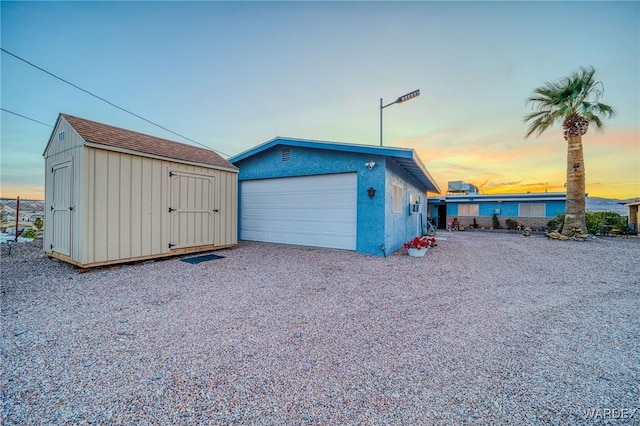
367,187,376,198
380,89,420,146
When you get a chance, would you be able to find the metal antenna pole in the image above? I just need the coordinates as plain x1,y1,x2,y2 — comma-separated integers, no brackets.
379,98,383,146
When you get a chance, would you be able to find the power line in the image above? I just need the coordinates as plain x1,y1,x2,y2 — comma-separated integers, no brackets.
1,108,53,127
1,47,230,158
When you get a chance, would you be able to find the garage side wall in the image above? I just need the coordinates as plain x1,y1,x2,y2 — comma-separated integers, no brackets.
385,160,428,254
234,145,386,255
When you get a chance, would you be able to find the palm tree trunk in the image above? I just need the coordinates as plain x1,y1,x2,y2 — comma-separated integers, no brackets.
563,135,587,236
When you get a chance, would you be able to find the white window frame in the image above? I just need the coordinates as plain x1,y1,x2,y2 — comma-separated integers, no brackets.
458,203,479,216
392,184,403,213
519,203,545,217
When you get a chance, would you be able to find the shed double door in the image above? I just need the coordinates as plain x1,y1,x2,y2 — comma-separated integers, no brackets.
169,171,216,249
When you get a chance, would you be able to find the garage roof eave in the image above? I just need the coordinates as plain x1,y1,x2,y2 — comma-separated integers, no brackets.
230,137,400,163
230,137,440,193
393,155,441,194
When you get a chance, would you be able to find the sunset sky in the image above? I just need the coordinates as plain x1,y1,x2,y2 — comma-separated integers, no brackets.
2,1,638,200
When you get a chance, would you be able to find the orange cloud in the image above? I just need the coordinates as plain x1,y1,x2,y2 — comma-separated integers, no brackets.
403,126,639,199
0,184,44,200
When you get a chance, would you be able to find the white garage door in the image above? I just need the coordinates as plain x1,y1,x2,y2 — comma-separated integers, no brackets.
240,173,357,250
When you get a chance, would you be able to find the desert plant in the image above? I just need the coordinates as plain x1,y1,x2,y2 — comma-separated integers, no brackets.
34,217,44,231
492,213,501,229
505,218,519,230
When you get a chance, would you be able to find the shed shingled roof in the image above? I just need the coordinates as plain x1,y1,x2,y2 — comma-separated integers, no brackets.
60,114,236,170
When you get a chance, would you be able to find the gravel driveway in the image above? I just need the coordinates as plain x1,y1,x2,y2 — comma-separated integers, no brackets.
1,232,639,425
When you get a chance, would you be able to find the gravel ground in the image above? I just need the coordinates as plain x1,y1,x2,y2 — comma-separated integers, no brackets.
1,232,639,425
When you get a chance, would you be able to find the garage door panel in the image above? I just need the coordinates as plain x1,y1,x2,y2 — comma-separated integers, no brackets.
290,219,318,232
265,231,292,243
240,173,356,250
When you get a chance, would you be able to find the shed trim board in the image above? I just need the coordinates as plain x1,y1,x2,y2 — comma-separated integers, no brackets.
83,141,239,173
240,173,357,250
44,114,238,268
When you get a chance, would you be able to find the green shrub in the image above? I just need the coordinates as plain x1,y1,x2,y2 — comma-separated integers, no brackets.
505,218,518,230
21,228,38,239
492,213,501,229
585,211,627,235
547,213,565,232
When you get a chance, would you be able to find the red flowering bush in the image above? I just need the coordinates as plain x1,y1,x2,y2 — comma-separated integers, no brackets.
403,236,437,250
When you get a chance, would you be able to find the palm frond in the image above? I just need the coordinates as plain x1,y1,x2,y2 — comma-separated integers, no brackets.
523,66,614,138
524,110,559,138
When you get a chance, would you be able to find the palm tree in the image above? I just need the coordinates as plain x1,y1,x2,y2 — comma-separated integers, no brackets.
524,66,615,236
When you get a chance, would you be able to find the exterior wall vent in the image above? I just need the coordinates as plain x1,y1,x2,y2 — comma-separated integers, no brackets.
281,148,291,162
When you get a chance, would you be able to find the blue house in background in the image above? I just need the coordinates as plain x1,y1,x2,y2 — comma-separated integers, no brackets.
428,192,566,230
229,137,441,256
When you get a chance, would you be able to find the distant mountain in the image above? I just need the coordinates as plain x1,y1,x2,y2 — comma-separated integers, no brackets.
586,197,634,215
0,198,44,213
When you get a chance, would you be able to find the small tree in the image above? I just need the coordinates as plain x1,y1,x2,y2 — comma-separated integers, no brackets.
34,217,44,231
492,213,501,229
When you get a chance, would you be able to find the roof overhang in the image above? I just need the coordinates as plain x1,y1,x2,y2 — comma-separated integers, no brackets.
84,141,239,173
445,193,567,203
230,137,441,194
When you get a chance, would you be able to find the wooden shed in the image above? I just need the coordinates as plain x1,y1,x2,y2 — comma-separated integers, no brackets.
43,113,238,268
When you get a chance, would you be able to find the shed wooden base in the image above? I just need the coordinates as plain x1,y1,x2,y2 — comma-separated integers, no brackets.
45,243,236,269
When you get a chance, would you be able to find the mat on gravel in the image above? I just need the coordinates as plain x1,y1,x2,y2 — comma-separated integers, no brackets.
180,253,225,264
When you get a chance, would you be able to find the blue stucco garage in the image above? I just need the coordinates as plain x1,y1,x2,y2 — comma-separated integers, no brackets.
229,137,441,256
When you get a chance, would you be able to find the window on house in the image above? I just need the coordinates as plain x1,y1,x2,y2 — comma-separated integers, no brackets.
519,203,545,217
458,204,479,216
58,131,65,141
392,184,403,213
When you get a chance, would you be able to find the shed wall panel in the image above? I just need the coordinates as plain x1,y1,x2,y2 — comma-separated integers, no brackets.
92,150,109,262
130,156,143,258
215,171,237,246
119,155,132,259
44,118,85,260
107,151,121,261
80,148,236,265
140,159,153,256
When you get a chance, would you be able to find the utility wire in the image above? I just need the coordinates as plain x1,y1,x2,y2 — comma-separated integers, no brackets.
1,108,53,127
1,47,230,158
